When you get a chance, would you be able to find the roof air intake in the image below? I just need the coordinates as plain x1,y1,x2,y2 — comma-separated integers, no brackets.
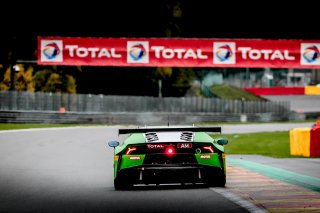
180,132,193,141
145,132,159,142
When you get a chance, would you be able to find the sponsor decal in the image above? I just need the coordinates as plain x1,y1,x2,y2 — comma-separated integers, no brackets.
213,42,235,64
238,47,295,61
65,45,121,58
129,156,141,160
200,155,211,159
147,144,164,149
127,41,149,63
41,40,63,62
301,43,320,65
177,143,192,148
151,46,208,59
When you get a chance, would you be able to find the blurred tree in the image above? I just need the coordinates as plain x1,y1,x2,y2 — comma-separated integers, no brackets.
155,0,196,97
0,64,35,91
33,69,51,91
15,64,35,91
162,68,195,97
65,75,77,93
33,68,77,93
43,73,62,92
156,67,173,79
164,0,183,37
0,64,5,84
0,67,10,90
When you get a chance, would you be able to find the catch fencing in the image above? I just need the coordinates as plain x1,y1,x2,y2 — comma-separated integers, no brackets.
0,91,290,114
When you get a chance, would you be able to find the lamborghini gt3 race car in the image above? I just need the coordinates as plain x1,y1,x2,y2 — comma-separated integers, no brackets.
108,126,228,190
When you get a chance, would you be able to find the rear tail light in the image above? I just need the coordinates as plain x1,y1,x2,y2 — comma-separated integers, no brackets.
125,147,137,155
203,146,214,153
164,146,176,156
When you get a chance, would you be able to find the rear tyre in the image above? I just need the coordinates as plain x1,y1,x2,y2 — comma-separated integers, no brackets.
114,177,132,190
215,175,226,187
207,174,226,187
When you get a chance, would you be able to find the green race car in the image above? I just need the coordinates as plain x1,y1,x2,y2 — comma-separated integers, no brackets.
108,126,228,190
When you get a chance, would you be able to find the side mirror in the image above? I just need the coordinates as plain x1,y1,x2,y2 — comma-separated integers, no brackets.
217,138,228,145
108,140,119,148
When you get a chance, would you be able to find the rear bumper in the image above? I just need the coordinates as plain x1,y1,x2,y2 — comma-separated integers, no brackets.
117,164,224,184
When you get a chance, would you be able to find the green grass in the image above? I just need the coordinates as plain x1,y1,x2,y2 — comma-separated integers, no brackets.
214,131,291,158
198,120,317,125
0,123,103,131
210,83,266,101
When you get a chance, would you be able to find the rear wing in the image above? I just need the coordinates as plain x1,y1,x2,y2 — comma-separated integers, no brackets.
118,127,221,135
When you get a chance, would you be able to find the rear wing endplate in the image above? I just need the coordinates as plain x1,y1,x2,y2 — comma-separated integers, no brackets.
118,127,221,135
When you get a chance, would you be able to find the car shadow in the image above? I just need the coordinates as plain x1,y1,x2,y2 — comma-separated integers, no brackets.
119,183,211,191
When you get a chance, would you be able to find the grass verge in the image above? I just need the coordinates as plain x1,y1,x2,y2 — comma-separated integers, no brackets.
0,123,103,131
210,83,266,101
215,131,291,158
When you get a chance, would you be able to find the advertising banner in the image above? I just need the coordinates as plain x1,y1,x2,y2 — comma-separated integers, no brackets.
38,37,320,68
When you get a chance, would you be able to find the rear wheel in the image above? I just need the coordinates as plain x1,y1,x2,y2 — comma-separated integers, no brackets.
114,176,132,190
215,175,226,187
207,173,226,187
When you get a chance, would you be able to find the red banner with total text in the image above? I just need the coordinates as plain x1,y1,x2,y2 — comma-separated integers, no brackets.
38,37,320,68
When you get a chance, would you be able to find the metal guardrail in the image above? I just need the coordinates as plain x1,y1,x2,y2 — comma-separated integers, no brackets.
0,91,290,114
0,111,304,124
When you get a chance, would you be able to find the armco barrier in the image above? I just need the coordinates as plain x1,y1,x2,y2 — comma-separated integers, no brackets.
0,110,305,124
245,86,320,95
305,86,320,95
290,122,320,157
244,87,305,95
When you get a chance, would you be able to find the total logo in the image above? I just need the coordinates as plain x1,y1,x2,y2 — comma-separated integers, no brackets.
213,42,236,64
301,43,320,65
127,41,149,63
41,40,63,62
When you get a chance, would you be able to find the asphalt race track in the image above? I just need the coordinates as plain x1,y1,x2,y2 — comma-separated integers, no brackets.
0,123,316,212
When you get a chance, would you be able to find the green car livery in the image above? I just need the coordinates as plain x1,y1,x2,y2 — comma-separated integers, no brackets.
108,126,228,190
